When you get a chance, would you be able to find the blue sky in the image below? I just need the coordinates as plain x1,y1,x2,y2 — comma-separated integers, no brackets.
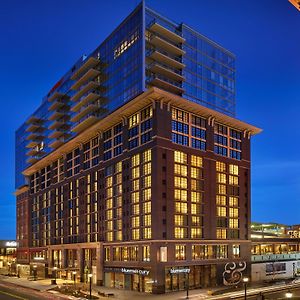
0,0,299,239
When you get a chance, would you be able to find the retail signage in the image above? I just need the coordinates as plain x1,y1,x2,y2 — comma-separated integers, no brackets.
121,268,150,276
170,268,190,274
5,241,17,247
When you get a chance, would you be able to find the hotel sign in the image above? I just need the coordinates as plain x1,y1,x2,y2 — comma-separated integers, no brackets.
170,268,190,274
5,241,17,247
121,268,150,276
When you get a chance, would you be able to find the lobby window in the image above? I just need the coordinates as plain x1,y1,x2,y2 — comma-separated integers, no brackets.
172,107,206,150
175,245,186,260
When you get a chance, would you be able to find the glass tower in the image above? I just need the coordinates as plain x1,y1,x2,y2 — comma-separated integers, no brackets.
16,2,236,189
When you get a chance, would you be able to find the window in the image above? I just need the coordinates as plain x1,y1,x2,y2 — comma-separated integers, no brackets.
175,245,186,260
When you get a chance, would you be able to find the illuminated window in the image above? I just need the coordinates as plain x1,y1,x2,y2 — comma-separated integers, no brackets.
191,155,202,167
143,214,151,226
174,215,185,226
191,191,202,203
174,151,187,164
216,162,226,172
175,189,187,201
132,229,140,240
174,164,188,176
131,192,139,203
175,202,188,214
229,197,239,207
216,195,226,206
131,154,140,167
217,184,227,195
143,162,151,175
143,175,151,188
142,189,151,201
143,201,151,213
132,204,140,214
229,164,239,175
132,167,140,179
216,229,227,239
229,219,239,228
229,208,239,218
217,173,227,184
233,245,240,258
143,149,152,162
191,228,202,239
191,203,201,214
143,227,151,239
175,245,186,260
132,216,140,227
132,179,139,191
229,175,239,185
175,227,187,239
217,206,227,217
174,176,187,189
142,245,150,261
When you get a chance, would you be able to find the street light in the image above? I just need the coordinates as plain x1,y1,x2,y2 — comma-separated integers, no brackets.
88,273,93,299
242,277,249,300
33,265,37,281
72,271,77,289
285,290,293,298
53,266,57,285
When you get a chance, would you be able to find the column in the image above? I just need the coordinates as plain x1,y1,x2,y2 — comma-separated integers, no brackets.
96,244,103,285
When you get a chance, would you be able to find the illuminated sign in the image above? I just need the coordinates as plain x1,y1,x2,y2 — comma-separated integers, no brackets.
170,268,190,274
121,268,150,276
5,241,17,247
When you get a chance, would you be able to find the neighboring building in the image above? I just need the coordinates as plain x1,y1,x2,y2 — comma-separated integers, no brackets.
0,240,17,269
251,222,290,239
289,0,300,11
15,2,260,294
251,223,300,282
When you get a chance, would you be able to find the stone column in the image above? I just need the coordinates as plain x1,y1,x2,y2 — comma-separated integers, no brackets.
61,249,67,269
77,248,84,282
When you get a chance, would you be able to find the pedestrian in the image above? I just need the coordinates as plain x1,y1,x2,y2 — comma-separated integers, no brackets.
257,292,265,300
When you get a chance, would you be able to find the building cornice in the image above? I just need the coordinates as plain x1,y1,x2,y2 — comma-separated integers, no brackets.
22,87,261,176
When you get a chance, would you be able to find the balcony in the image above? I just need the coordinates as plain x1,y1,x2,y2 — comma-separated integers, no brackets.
49,99,68,111
149,22,185,44
71,68,100,90
147,48,185,69
26,157,39,164
26,122,44,133
26,139,43,148
26,132,44,141
71,91,103,112
148,33,185,56
71,81,105,103
71,115,99,133
26,116,41,124
48,109,68,121
71,104,99,123
49,119,66,130
48,128,67,139
148,62,184,82
48,91,64,102
49,139,65,149
71,57,100,80
147,73,184,95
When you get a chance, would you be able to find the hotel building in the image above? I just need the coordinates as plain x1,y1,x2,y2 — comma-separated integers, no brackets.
15,2,260,293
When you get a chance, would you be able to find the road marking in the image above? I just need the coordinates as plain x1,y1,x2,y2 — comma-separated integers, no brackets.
0,290,28,300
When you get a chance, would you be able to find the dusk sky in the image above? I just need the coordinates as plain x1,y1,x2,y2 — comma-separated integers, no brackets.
0,0,299,239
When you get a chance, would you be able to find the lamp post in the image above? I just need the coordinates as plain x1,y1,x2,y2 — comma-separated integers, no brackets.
53,266,57,285
285,290,293,298
185,272,190,299
17,264,20,278
88,273,93,299
72,271,77,289
242,277,249,300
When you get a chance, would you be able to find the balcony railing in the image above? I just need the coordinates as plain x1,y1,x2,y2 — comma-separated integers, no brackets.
147,61,184,82
147,73,184,95
71,90,103,112
71,114,99,133
146,48,185,69
148,21,185,44
71,80,105,103
71,56,101,80
71,104,99,123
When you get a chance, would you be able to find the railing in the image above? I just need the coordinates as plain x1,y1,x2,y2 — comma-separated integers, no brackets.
146,47,183,63
147,73,183,89
147,61,183,76
147,19,183,38
251,253,300,262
